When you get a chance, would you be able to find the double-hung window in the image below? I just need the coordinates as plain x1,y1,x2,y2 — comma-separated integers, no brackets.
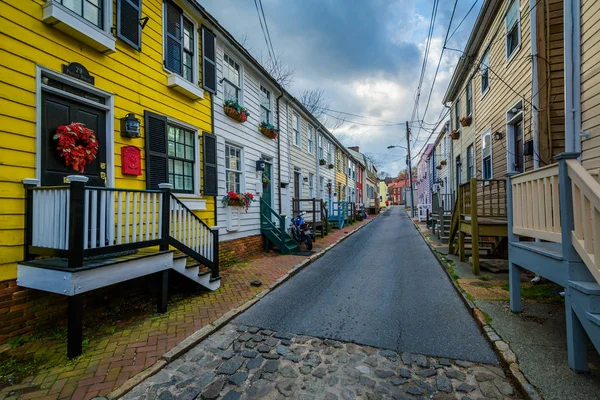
319,176,324,199
225,144,242,193
482,131,493,180
308,126,314,154
467,144,475,180
326,141,332,164
309,173,315,198
466,81,473,116
506,0,520,59
454,100,461,130
260,85,271,123
293,113,301,146
481,49,490,94
318,135,324,159
165,1,195,83
223,54,241,102
167,124,195,193
337,151,342,171
59,0,104,28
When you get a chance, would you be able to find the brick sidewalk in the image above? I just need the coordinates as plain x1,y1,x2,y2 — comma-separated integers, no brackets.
0,217,376,400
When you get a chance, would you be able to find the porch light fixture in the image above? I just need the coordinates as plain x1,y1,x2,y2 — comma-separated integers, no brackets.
255,159,266,172
494,131,503,141
120,113,141,138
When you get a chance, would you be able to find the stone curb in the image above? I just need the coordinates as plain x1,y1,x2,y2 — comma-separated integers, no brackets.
108,212,382,399
410,214,542,400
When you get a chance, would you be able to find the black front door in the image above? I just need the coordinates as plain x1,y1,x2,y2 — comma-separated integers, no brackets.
514,121,524,173
41,91,107,186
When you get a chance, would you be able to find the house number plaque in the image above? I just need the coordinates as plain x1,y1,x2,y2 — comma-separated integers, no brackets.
62,62,95,85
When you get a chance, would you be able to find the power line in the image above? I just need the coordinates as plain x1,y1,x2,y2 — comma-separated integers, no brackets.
447,0,481,42
411,0,459,149
252,0,274,62
257,0,278,68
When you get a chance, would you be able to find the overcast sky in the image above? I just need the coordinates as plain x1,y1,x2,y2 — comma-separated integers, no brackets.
198,0,481,176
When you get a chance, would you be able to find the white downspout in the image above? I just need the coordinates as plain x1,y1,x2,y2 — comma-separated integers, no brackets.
530,0,540,169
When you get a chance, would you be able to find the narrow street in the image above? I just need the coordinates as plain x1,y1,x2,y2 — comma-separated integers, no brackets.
236,206,496,364
125,208,515,400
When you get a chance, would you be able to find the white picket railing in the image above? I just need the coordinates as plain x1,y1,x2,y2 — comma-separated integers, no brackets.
169,197,214,262
31,188,70,250
568,160,600,283
511,163,561,243
83,188,164,250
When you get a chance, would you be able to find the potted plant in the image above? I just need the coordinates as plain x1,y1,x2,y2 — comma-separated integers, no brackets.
450,129,460,140
262,171,270,188
221,191,255,212
319,159,327,166
328,163,335,169
460,115,472,127
440,159,447,166
224,100,249,123
258,121,278,140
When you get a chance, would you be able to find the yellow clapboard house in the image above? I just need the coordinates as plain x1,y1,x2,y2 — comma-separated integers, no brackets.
0,0,222,356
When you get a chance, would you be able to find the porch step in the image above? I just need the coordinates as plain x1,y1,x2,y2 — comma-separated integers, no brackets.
511,241,563,261
262,227,299,255
587,312,600,328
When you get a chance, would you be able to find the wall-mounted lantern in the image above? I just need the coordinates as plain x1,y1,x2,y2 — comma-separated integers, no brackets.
303,177,309,183
120,113,141,138
255,159,266,172
494,131,503,141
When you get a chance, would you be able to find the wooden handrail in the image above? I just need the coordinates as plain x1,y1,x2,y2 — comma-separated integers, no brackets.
567,160,600,283
510,163,561,242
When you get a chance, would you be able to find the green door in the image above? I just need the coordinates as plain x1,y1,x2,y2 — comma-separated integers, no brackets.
262,162,272,207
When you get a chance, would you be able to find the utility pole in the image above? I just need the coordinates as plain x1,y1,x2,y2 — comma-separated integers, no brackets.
406,121,415,218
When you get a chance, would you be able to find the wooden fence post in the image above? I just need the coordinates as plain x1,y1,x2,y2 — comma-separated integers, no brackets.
158,183,172,251
506,172,522,313
469,178,480,275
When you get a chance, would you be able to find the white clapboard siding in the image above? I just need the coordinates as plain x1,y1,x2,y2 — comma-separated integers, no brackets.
214,40,283,241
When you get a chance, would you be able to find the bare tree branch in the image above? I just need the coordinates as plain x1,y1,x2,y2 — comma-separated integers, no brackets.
263,51,295,88
299,89,327,118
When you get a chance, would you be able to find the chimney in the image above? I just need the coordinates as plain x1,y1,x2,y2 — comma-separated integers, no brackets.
348,146,360,152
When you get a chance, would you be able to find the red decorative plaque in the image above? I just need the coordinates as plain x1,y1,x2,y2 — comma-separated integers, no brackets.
121,146,141,176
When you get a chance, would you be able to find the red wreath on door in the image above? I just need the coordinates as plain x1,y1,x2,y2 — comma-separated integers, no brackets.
54,122,99,173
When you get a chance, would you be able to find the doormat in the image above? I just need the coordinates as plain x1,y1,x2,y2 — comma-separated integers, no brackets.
293,250,316,256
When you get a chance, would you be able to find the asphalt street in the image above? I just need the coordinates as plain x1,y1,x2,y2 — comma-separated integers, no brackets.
235,206,498,364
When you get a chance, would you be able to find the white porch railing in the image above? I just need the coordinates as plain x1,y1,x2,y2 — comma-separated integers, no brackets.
511,163,561,243
169,196,214,263
568,159,600,283
31,187,70,250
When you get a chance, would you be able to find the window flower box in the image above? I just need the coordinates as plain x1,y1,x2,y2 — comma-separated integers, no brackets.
328,163,335,169
450,129,460,140
440,159,447,166
222,191,254,212
460,116,472,127
224,100,249,123
319,159,327,166
258,121,278,140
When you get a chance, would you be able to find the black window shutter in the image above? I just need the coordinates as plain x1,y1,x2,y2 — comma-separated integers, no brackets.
165,1,183,74
202,27,217,93
144,111,169,190
117,0,142,50
203,133,218,196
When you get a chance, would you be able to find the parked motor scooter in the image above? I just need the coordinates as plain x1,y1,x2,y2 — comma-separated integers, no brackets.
290,211,316,250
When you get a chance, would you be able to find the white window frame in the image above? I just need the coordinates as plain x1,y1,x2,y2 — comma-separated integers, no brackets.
42,0,116,52
308,125,314,154
162,2,204,100
454,100,461,131
466,144,475,180
319,176,325,199
293,113,301,147
225,143,244,193
506,99,525,173
481,130,493,180
309,173,315,198
166,120,199,194
326,141,332,164
480,48,490,96
260,84,271,124
466,80,473,116
318,134,324,160
338,150,343,171
505,0,521,62
223,53,242,104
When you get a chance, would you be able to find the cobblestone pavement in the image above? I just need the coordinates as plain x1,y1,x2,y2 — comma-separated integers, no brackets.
125,323,520,400
0,219,373,400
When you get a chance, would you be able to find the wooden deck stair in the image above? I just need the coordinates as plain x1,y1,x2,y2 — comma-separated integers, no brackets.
448,179,508,274
260,199,299,254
